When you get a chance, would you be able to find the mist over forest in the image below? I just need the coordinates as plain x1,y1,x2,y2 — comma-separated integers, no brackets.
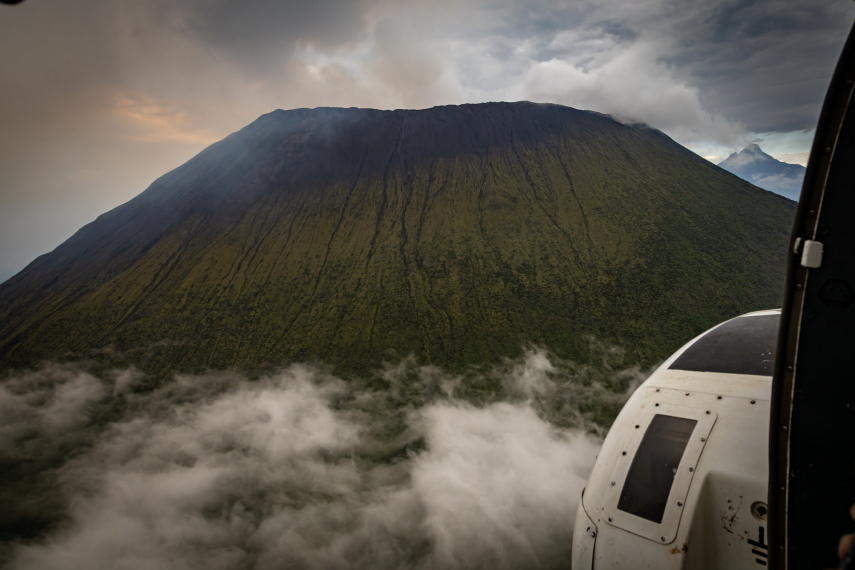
0,346,644,569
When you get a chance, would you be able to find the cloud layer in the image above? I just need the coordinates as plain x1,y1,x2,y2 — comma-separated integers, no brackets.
0,349,644,569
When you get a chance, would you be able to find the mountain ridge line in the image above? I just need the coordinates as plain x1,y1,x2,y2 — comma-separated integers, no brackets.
0,101,795,381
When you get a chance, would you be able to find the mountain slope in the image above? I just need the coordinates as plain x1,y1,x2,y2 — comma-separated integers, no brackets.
0,103,795,376
718,143,806,200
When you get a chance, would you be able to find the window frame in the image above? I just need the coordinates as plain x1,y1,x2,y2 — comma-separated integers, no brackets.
603,403,717,544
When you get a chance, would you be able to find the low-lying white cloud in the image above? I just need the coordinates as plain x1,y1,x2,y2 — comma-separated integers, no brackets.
411,404,599,569
505,38,745,150
771,152,810,168
1,348,643,569
751,173,804,195
0,365,104,460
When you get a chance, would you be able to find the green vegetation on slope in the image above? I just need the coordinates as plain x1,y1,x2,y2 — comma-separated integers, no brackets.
0,103,794,379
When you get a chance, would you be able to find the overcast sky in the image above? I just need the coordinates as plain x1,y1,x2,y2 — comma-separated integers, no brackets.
1,0,853,283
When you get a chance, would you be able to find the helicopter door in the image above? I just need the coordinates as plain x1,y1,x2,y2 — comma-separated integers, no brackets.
769,17,855,570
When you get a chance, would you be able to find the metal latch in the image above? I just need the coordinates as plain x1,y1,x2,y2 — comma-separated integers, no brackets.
801,240,824,268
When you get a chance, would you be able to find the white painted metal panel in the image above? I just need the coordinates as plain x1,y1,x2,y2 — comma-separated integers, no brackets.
571,311,777,569
572,499,598,569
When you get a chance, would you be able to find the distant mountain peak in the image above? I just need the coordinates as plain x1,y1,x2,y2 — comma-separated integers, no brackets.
719,144,805,200
721,143,774,168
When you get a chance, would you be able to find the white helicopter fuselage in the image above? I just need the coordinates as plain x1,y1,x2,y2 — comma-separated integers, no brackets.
573,310,778,569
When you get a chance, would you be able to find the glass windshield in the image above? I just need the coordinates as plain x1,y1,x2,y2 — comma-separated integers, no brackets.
669,314,779,376
618,414,697,523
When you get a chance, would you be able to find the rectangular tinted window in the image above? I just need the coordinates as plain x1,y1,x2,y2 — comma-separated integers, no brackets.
618,415,697,523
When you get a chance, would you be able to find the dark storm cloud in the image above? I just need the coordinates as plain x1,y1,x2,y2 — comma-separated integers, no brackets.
499,1,592,38
462,0,852,139
187,0,370,54
596,20,639,43
659,0,852,133
116,0,377,78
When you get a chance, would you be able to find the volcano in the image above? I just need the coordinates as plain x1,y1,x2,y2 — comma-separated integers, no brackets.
718,143,806,200
0,103,794,377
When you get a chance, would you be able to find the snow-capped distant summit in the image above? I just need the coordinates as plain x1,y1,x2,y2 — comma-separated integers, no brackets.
718,144,805,200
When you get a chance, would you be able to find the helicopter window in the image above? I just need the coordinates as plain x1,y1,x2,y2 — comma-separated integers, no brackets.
618,414,697,523
668,314,779,376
